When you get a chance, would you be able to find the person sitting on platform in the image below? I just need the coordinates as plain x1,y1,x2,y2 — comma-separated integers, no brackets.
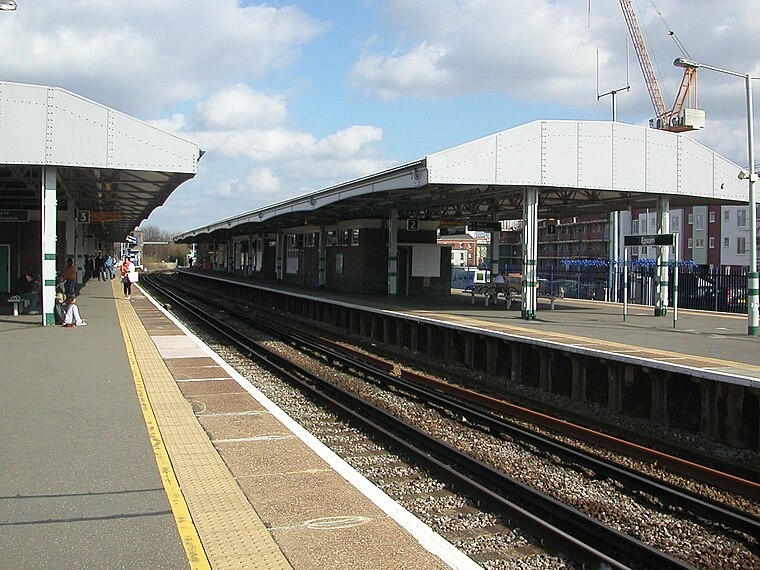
493,271,506,284
62,296,87,327
17,271,40,315
54,293,68,325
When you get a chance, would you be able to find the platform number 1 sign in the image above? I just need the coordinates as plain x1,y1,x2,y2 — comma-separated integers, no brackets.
76,210,90,224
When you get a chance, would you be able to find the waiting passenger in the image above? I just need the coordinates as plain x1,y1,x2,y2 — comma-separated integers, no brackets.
493,271,506,284
62,258,77,296
54,293,67,325
62,296,87,327
17,272,40,315
120,257,136,300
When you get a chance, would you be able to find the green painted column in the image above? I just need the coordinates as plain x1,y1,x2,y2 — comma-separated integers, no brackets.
655,196,670,317
522,187,538,320
41,167,57,326
318,226,327,287
387,209,398,295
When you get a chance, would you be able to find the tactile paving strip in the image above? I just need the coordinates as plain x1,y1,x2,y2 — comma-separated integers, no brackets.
115,283,293,570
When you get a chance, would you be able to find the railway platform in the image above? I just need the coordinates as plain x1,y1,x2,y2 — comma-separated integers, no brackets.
176,269,760,453
0,278,474,569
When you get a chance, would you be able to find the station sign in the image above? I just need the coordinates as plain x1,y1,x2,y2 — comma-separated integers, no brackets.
466,221,501,232
91,211,120,223
125,234,138,244
624,234,675,247
439,225,467,236
0,209,29,222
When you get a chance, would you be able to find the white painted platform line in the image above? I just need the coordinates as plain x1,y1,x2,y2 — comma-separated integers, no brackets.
151,335,207,359
139,286,483,570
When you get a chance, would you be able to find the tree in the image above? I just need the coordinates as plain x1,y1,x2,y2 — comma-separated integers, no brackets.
136,225,189,266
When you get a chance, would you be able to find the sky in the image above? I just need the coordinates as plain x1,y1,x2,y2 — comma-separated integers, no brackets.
1,0,758,234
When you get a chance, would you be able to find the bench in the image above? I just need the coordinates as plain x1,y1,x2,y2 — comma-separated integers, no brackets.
464,284,521,308
8,295,22,316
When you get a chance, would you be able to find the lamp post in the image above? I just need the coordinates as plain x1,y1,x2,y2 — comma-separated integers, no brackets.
674,58,758,336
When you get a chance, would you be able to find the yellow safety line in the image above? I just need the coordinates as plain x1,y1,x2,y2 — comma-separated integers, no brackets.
116,301,211,570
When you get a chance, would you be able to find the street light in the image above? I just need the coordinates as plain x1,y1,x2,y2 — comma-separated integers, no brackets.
674,57,758,336
0,1,17,10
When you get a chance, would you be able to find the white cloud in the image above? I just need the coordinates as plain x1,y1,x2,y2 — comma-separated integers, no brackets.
353,0,759,128
0,0,327,116
196,85,287,130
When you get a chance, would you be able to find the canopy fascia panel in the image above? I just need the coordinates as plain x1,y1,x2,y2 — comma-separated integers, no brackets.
177,161,426,240
426,120,747,203
0,81,198,173
175,120,748,243
0,81,200,241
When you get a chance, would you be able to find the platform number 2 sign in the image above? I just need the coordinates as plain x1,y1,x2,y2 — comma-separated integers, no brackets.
76,210,90,224
407,218,419,231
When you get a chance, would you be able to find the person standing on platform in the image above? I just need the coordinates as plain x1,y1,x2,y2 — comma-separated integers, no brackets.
120,257,136,300
61,258,77,297
104,255,115,280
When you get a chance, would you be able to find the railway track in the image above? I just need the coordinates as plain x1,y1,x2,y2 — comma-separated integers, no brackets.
143,273,760,569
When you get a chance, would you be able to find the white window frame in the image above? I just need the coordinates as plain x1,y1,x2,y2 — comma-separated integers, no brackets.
709,237,715,248
738,208,747,228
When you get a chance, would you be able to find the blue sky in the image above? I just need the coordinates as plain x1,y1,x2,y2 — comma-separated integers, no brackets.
1,1,758,233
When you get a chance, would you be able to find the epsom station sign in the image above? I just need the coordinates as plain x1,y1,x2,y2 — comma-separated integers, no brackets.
623,234,675,247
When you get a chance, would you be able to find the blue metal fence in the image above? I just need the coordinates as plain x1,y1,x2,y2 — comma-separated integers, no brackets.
531,261,748,314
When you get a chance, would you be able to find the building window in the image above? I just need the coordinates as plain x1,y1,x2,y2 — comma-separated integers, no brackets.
737,237,747,255
351,229,360,246
709,237,715,248
632,219,639,233
695,213,704,231
724,210,730,221
672,215,679,227
631,246,639,255
724,237,730,248
738,208,747,227
695,238,705,248
327,230,338,246
687,237,693,249
688,213,693,225
709,211,715,223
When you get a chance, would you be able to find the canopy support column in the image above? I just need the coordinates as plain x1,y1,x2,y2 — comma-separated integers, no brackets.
41,167,57,326
609,211,620,302
318,226,327,288
655,196,670,316
490,202,500,279
522,188,539,320
387,209,398,295
275,229,284,281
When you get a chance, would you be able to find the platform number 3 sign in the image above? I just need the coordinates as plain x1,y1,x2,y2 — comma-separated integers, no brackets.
76,210,90,224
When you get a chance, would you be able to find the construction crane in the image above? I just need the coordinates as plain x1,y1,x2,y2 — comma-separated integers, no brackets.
618,0,704,132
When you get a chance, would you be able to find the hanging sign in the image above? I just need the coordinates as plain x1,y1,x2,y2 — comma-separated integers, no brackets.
0,209,29,222
91,211,120,223
466,221,501,232
76,210,90,223
624,234,675,247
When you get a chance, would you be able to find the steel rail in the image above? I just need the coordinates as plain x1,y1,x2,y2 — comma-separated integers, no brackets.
145,275,698,569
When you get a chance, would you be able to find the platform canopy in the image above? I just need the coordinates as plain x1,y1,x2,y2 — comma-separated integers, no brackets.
175,119,748,242
0,81,200,240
